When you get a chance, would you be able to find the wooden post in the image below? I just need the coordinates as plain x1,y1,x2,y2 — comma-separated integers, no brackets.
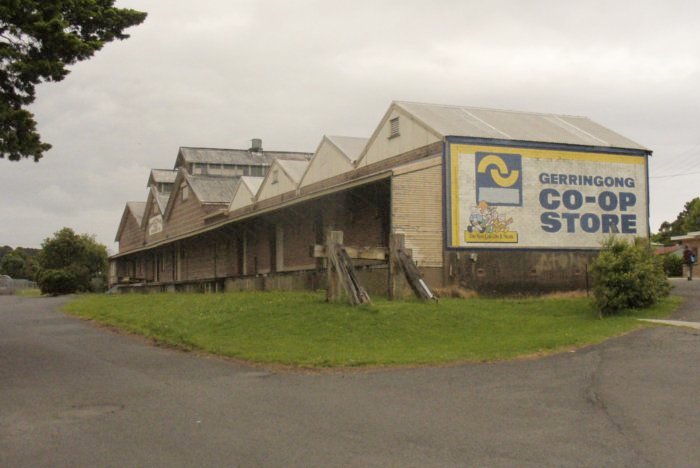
389,233,408,300
326,230,343,302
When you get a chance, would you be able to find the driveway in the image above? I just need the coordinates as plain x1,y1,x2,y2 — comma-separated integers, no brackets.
1,282,699,467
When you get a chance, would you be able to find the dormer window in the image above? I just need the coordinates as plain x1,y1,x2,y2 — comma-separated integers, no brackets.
271,169,279,184
389,117,400,138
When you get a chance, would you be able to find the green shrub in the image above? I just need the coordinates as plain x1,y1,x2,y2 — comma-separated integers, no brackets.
37,269,79,295
89,276,107,293
591,238,670,316
662,254,683,277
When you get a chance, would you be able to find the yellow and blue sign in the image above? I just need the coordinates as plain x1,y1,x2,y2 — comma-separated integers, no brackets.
475,152,522,206
445,140,649,250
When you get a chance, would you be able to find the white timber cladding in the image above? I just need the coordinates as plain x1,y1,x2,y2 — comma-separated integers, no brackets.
299,138,354,188
357,107,441,168
257,164,292,200
392,158,444,267
229,183,255,212
257,161,297,201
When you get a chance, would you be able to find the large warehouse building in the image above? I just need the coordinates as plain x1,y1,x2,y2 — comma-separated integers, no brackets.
111,101,651,295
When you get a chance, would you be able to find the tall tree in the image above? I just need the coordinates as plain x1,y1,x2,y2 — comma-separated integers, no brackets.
37,227,108,293
0,246,38,278
652,197,700,244
0,0,147,161
0,250,27,277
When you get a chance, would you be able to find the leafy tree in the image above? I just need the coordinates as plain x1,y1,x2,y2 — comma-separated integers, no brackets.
590,237,670,316
1,0,147,161
36,227,108,294
0,250,25,277
0,245,12,259
652,197,700,245
0,247,37,279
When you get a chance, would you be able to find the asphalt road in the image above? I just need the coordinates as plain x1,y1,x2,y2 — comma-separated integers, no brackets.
1,280,699,467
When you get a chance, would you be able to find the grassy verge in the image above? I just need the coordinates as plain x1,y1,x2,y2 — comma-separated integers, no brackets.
63,291,681,368
16,288,42,297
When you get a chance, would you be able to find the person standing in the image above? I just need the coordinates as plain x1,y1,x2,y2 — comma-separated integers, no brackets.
683,246,696,281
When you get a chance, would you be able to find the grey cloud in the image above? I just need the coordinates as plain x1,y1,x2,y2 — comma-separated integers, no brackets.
1,0,698,247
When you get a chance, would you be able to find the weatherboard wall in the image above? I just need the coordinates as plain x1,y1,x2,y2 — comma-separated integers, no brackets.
118,213,144,253
391,156,444,268
164,183,222,239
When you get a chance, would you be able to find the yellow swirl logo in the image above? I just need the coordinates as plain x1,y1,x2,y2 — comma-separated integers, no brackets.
477,155,520,187
475,152,522,206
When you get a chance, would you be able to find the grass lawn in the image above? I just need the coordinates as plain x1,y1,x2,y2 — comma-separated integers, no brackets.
63,291,681,368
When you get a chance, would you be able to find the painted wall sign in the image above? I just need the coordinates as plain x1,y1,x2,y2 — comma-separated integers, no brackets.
445,142,648,249
148,214,163,236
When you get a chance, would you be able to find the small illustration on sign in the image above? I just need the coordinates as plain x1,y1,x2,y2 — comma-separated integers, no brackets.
465,201,518,243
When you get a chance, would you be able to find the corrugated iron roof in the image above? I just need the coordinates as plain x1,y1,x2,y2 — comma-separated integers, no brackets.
148,169,177,186
176,147,312,168
277,159,309,184
186,175,238,204
327,136,368,162
395,101,649,151
671,231,700,241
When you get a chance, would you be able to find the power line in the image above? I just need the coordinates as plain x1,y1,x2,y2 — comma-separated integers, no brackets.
650,170,700,179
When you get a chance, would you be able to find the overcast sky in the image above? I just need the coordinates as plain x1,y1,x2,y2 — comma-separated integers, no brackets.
2,0,699,252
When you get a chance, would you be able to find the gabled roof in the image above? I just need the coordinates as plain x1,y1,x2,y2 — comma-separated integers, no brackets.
393,101,650,151
228,176,264,211
276,159,309,184
240,176,264,195
187,175,239,204
326,135,368,163
115,202,146,242
164,169,240,220
299,135,366,188
147,169,177,187
255,158,310,202
174,146,312,168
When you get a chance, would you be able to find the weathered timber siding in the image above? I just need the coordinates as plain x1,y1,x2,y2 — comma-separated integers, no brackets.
118,214,144,252
280,214,316,270
216,232,239,278
165,188,223,239
392,158,444,267
247,222,272,274
180,238,213,280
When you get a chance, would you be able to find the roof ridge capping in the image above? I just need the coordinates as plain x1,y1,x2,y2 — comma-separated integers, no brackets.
179,145,312,154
